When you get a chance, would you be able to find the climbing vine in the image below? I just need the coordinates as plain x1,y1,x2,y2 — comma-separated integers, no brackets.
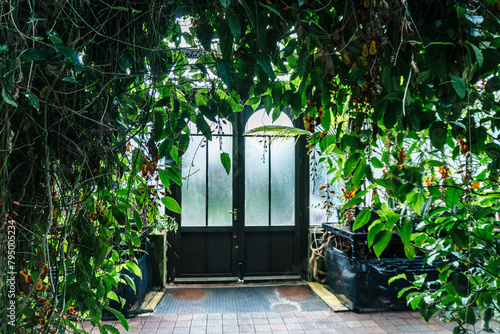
1,0,500,333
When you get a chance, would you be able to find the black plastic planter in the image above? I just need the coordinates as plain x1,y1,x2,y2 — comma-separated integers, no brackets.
322,222,438,312
110,242,154,317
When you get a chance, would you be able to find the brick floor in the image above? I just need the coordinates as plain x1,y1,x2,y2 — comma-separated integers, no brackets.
82,310,490,333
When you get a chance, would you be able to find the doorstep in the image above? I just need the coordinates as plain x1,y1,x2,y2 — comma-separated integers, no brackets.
307,281,349,312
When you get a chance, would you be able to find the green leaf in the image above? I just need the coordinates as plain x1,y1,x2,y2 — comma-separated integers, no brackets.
259,3,286,22
453,273,469,297
374,179,397,192
101,324,120,334
263,95,272,114
400,220,416,259
370,157,383,168
22,92,39,109
272,106,281,122
421,197,433,220
124,260,142,278
220,152,231,175
237,0,256,29
110,6,129,11
18,48,48,61
57,46,80,64
255,55,276,81
352,208,371,232
445,187,462,208
389,273,407,285
0,45,7,53
62,77,78,83
450,75,466,99
373,230,392,258
429,121,447,149
2,86,18,107
418,70,430,83
413,192,425,216
95,245,112,268
468,43,483,67
122,274,136,294
28,17,47,22
195,113,212,140
215,59,234,90
343,153,360,177
228,15,241,41
159,167,182,187
219,0,231,7
133,210,143,231
297,49,307,78
424,159,444,167
161,196,182,214
48,31,63,44
352,158,366,188
103,307,129,331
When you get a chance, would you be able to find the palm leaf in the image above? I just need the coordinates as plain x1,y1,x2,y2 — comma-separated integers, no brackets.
244,125,310,144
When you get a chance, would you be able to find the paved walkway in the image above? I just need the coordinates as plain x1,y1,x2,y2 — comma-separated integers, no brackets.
80,309,464,334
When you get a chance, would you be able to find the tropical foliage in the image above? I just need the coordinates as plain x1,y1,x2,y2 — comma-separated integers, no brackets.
1,0,499,333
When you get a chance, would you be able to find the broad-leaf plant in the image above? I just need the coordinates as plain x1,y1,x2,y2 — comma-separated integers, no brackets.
1,0,499,333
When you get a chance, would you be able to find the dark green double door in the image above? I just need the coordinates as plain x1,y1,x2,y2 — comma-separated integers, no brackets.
171,109,304,281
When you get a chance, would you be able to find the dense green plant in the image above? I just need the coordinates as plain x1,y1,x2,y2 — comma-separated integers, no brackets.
1,0,500,333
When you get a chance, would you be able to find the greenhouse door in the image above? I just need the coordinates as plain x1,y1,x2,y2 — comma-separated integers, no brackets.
173,108,301,282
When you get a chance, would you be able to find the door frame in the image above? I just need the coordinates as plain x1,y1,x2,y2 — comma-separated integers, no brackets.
167,106,310,282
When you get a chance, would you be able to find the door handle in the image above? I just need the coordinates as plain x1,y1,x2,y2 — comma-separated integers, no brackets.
228,209,238,221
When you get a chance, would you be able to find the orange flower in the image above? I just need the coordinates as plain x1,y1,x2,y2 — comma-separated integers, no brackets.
438,166,449,179
425,179,432,186
40,265,49,280
35,279,43,291
68,307,75,314
20,270,30,283
471,181,480,190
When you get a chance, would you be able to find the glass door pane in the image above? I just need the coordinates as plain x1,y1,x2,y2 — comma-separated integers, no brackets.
181,138,207,226
245,137,270,226
208,137,233,226
270,139,294,226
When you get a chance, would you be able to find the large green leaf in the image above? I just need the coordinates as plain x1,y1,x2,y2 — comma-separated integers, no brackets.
445,187,463,208
352,208,371,232
219,0,231,7
227,14,241,41
161,196,182,214
343,153,360,177
237,0,256,29
216,59,234,90
256,55,276,81
450,75,466,99
352,158,366,188
297,49,307,78
103,307,129,331
372,230,392,258
220,152,231,175
195,113,212,140
121,274,136,294
374,179,397,192
57,46,80,64
125,260,142,278
429,121,447,149
18,48,48,61
2,86,18,107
